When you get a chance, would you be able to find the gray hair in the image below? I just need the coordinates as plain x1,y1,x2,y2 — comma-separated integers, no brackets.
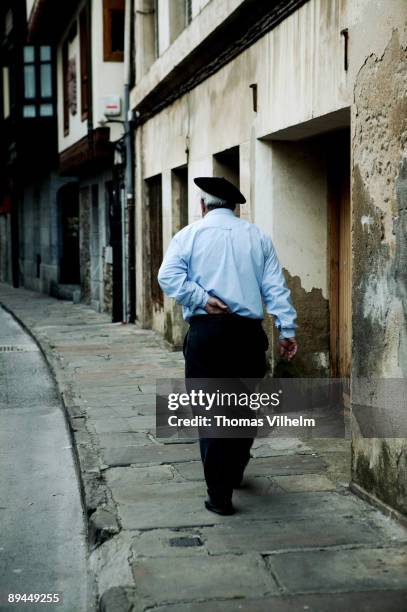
200,190,228,208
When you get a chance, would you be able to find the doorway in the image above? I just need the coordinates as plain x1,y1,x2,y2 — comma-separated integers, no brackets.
146,174,163,312
171,166,188,234
328,130,351,378
58,183,80,285
106,175,123,323
213,146,240,215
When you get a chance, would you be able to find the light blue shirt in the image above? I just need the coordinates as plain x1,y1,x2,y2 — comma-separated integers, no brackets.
158,208,297,338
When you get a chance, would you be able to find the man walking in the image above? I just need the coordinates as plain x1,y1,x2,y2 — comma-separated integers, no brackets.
158,177,297,515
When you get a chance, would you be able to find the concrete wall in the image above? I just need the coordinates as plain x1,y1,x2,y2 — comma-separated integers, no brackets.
79,170,113,313
191,0,210,20
131,0,247,106
254,137,330,375
134,0,351,348
91,0,125,131
157,0,171,55
79,185,91,304
134,0,156,82
351,26,407,515
19,173,71,294
132,0,407,512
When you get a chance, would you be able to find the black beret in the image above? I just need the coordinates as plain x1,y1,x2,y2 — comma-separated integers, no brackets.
194,176,246,204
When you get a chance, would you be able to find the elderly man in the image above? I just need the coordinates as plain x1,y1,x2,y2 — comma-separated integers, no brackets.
158,177,297,515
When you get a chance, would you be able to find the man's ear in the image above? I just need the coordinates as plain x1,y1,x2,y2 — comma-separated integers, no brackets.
200,199,206,216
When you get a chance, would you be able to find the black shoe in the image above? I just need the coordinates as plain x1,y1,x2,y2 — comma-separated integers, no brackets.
233,473,244,489
205,497,235,516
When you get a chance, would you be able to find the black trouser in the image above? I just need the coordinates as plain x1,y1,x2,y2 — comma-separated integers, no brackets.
183,314,268,504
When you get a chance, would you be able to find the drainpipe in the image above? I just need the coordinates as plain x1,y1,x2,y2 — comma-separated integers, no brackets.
124,0,136,322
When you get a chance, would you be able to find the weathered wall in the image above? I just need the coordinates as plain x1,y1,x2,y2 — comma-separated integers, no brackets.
0,215,12,284
134,0,351,346
351,29,407,515
79,170,112,313
103,255,113,314
20,173,69,294
79,186,91,304
254,136,331,376
135,126,154,328
133,0,407,404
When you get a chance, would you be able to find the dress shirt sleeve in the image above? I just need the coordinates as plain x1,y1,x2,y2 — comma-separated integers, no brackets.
158,234,209,310
261,235,297,339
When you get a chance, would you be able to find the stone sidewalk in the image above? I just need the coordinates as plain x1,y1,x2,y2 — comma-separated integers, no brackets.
1,283,407,612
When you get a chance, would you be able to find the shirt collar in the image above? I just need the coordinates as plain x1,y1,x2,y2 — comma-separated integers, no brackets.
205,208,236,218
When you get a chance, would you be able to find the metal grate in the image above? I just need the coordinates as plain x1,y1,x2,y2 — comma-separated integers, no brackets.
169,536,203,548
0,345,39,352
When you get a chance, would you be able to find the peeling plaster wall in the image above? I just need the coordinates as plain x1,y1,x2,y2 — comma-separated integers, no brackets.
351,29,407,515
253,136,330,376
135,0,349,345
79,170,113,314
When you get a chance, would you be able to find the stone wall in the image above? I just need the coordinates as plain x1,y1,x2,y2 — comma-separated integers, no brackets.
0,215,12,284
79,186,91,304
103,257,113,314
351,30,407,515
19,174,67,295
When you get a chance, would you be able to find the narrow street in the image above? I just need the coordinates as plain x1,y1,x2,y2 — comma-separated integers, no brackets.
0,307,90,611
1,284,407,611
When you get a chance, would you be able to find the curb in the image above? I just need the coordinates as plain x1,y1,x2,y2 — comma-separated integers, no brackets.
0,300,122,549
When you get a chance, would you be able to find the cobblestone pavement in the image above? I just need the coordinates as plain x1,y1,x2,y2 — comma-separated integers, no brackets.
1,283,407,612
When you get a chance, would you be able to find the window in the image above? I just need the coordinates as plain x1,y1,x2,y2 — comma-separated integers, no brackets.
79,8,90,120
23,45,54,119
103,0,125,62
171,167,188,234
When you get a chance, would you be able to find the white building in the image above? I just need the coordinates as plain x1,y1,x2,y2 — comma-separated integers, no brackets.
25,0,130,318
131,0,407,516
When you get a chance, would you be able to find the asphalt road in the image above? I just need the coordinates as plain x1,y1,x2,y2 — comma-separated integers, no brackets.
0,308,90,611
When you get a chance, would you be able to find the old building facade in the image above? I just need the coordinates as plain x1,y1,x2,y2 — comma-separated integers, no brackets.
0,0,133,320
26,0,132,318
1,0,406,519
131,0,407,515
0,0,61,292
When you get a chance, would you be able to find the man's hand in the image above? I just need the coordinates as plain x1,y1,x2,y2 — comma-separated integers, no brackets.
279,337,298,362
204,296,229,315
